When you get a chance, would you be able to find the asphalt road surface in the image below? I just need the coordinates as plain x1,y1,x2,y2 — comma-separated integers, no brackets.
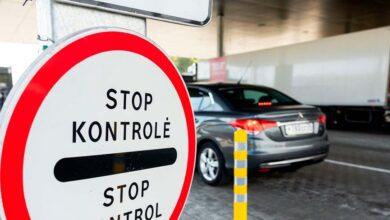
181,130,390,220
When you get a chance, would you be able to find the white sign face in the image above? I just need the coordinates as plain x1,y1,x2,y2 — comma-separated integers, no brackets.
0,28,196,220
57,0,212,26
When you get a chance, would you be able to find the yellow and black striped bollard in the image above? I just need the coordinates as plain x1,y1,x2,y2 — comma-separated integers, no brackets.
233,129,248,220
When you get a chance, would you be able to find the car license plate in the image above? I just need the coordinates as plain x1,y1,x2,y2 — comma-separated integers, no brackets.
284,123,314,136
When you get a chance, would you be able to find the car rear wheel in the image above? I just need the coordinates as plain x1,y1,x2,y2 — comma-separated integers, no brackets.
197,142,228,186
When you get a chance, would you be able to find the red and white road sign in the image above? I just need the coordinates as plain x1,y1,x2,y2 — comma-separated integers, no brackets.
0,28,196,220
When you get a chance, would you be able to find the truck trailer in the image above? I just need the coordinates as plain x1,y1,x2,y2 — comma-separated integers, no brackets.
199,27,390,126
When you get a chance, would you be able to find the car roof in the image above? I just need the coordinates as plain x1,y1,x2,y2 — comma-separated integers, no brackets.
186,82,273,91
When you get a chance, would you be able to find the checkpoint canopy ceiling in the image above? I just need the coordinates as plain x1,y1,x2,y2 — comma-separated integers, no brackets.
1,0,390,56
147,0,390,58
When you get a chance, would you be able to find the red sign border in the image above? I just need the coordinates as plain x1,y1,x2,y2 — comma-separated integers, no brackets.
0,29,196,219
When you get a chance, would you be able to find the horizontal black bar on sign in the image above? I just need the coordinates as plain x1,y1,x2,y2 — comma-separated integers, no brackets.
54,148,177,182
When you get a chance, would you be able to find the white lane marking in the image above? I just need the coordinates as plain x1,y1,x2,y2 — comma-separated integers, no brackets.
325,159,390,175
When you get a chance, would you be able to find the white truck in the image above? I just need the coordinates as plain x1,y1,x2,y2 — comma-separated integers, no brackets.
196,27,390,126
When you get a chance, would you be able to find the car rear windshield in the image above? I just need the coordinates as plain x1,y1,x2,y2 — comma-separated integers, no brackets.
218,87,299,109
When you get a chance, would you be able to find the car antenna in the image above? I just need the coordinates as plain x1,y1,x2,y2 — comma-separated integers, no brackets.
237,61,253,85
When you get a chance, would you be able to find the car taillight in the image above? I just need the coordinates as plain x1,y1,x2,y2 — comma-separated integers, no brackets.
318,114,326,124
230,119,277,132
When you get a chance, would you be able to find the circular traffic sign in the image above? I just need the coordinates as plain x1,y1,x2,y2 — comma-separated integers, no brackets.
0,28,196,219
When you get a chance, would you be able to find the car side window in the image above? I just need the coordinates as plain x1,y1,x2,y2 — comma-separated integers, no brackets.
188,88,222,112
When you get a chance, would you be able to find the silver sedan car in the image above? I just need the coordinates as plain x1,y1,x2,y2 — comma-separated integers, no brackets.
187,83,329,185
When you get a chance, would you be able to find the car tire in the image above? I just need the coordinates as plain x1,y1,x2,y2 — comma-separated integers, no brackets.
197,142,229,186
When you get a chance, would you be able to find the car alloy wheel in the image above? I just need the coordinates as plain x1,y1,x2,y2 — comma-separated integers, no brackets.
197,141,230,185
199,147,220,182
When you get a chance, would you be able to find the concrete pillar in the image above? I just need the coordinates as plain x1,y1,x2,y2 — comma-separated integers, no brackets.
217,0,225,57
